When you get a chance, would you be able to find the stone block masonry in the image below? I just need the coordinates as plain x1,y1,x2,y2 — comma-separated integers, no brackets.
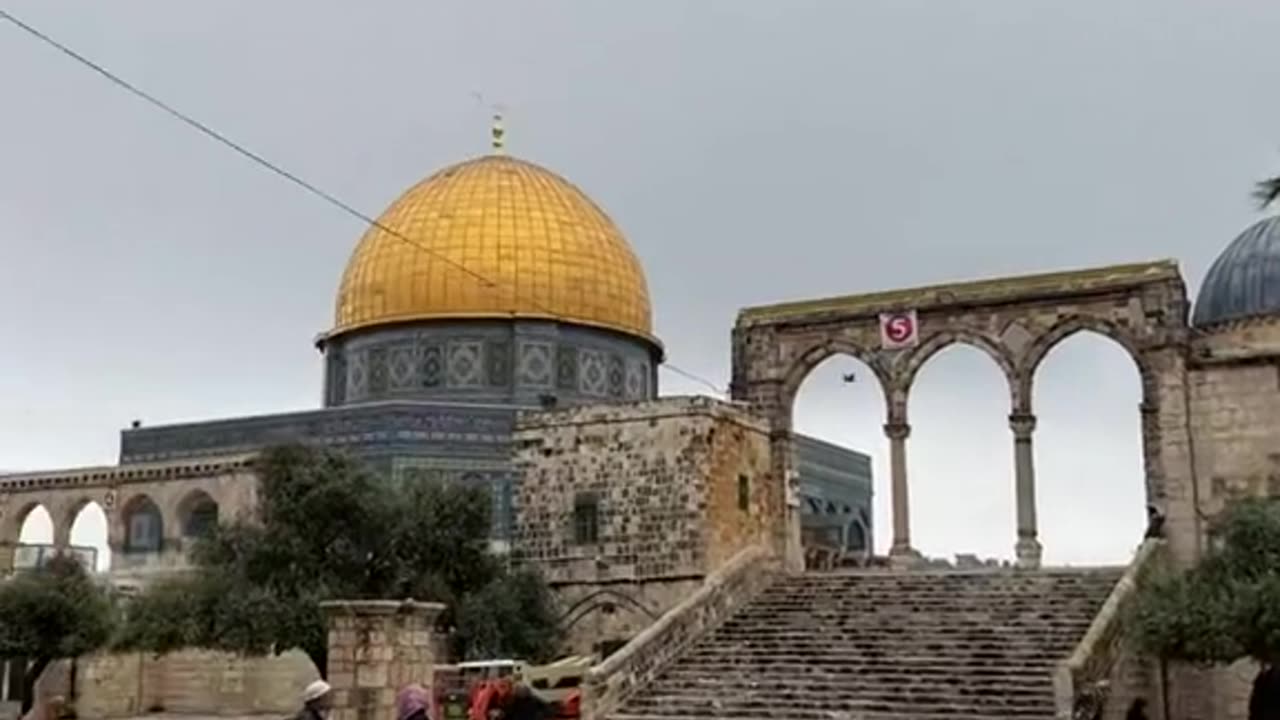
321,601,444,720
31,649,317,719
511,396,780,654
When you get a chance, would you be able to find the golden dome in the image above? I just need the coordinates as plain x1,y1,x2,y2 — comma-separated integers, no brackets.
330,155,656,346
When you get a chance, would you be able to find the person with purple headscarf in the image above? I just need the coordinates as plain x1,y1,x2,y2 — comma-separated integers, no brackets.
397,684,432,720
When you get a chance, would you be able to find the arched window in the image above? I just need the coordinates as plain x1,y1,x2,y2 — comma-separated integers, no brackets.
179,492,219,540
123,497,164,554
846,520,868,553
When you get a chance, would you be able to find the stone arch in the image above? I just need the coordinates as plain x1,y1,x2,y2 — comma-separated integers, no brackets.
846,515,870,553
1018,315,1155,413
174,489,219,541
4,501,50,545
900,331,1018,408
781,340,893,424
62,499,110,571
119,493,164,554
58,496,107,547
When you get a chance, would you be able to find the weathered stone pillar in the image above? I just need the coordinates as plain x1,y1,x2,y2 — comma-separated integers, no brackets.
52,521,72,551
320,600,446,720
0,541,14,574
1010,412,1043,569
884,421,914,559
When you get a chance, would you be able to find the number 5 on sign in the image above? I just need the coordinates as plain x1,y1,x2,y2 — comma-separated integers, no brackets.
879,311,919,350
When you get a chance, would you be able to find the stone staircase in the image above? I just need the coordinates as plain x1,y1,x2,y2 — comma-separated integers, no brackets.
611,568,1122,720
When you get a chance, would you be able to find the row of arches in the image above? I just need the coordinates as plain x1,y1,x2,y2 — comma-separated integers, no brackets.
793,329,1146,566
14,490,220,573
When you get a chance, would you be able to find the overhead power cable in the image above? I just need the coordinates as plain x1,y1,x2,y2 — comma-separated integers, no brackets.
0,7,726,396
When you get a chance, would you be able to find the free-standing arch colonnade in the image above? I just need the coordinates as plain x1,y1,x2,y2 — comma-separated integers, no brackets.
730,260,1197,568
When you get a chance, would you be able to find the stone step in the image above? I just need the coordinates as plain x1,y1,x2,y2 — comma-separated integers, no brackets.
738,599,1103,608
678,650,1067,665
609,569,1118,720
657,667,1054,687
614,712,1048,720
650,671,1049,691
621,695,1054,717
711,625,1090,635
655,666,1054,681
694,641,1080,655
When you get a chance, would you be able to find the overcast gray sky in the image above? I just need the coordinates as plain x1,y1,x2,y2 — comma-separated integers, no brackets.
3,1,1278,568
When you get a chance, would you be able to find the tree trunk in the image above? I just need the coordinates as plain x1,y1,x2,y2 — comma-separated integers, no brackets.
306,646,328,680
20,656,52,715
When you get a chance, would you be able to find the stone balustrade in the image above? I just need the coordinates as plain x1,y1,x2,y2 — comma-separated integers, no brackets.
1053,539,1168,720
583,545,779,719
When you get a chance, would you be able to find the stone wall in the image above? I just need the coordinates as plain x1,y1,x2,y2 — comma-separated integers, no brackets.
1185,317,1280,719
1189,319,1280,519
512,396,778,654
552,578,702,657
33,650,317,718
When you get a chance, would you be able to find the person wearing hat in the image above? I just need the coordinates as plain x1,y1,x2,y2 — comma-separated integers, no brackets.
295,680,334,720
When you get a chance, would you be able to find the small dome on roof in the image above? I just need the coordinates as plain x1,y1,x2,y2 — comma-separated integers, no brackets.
1192,215,1280,328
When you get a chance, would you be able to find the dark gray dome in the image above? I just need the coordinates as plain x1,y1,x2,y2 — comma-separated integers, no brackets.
1192,215,1280,327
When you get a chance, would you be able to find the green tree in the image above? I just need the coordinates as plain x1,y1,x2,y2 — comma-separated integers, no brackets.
1131,498,1280,717
0,556,117,712
117,444,562,673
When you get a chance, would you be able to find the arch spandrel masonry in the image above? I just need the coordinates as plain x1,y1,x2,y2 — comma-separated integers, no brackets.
730,259,1201,567
0,454,258,572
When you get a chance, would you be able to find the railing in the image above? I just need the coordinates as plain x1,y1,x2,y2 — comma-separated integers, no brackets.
1053,539,1167,720
582,545,779,719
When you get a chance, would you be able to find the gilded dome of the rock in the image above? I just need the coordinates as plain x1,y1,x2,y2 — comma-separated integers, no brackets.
331,155,655,344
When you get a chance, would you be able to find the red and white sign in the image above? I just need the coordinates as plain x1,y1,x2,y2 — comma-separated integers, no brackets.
879,311,919,350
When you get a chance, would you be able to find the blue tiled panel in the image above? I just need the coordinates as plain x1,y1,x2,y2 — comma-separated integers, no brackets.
320,319,661,408
793,433,875,553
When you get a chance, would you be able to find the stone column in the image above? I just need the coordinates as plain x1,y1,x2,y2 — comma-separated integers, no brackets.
1010,412,1043,569
52,520,73,551
884,421,914,561
320,600,446,720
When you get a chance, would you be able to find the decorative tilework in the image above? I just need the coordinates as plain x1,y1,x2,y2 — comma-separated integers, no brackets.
518,341,553,388
389,345,415,390
607,354,625,398
321,319,657,405
487,341,512,387
447,341,484,388
368,347,389,396
327,354,347,406
348,352,369,399
421,343,443,387
625,359,646,400
556,346,577,390
578,349,607,396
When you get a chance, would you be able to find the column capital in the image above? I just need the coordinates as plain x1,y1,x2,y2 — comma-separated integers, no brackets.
1008,412,1037,437
883,422,911,441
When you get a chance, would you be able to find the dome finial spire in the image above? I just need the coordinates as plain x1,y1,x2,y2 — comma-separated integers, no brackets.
490,112,505,155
